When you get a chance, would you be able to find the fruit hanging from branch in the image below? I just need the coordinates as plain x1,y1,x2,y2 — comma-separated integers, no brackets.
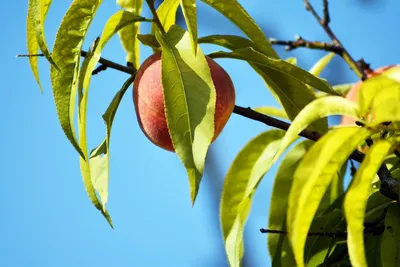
133,52,236,152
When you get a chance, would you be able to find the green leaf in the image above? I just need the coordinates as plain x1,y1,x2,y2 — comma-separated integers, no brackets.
253,106,288,120
137,34,161,49
288,127,374,267
273,96,360,163
152,0,180,34
381,203,400,267
209,48,337,96
199,35,327,132
117,0,144,68
180,0,197,54
268,140,313,263
50,0,104,159
344,139,394,267
200,0,278,58
221,130,285,267
77,40,112,228
26,0,53,92
309,53,335,77
90,75,135,214
369,84,400,125
305,209,345,266
155,25,216,204
316,83,354,98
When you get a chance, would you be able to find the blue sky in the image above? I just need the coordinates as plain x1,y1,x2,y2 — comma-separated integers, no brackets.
2,1,400,266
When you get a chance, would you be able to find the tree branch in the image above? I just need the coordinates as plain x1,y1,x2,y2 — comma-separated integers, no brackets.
269,36,343,54
303,0,367,80
145,0,166,35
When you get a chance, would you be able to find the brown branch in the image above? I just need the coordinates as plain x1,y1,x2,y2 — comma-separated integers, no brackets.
260,224,384,237
269,36,343,54
16,51,136,75
145,0,166,35
303,0,367,80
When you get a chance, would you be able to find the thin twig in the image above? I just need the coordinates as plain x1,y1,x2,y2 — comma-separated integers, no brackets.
303,0,366,80
145,0,166,35
269,37,343,54
16,51,136,75
322,0,330,25
260,224,384,237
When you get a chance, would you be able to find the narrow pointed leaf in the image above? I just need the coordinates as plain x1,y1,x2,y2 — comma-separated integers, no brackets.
152,0,180,34
268,140,313,259
180,0,197,53
117,0,144,68
273,96,360,163
309,53,335,77
209,48,337,95
221,130,285,267
381,203,400,267
345,139,394,267
90,75,135,212
200,35,327,132
288,127,374,267
28,0,58,69
253,106,288,120
26,0,52,92
137,33,161,49
201,0,278,58
369,85,400,125
50,0,104,158
77,42,113,228
155,25,216,203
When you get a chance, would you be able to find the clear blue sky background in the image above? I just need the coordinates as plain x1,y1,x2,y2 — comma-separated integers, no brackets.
2,1,400,266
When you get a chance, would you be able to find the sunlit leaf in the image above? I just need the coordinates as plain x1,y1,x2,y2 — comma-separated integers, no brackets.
155,25,216,203
273,96,360,163
117,0,144,68
221,130,285,267
152,0,180,34
288,127,374,267
345,139,394,267
309,53,335,77
268,140,313,263
253,106,288,120
369,85,400,125
180,0,197,54
26,0,53,92
316,83,354,98
77,41,112,227
90,75,135,213
381,203,400,267
209,48,337,96
199,35,327,132
201,0,278,58
50,0,104,158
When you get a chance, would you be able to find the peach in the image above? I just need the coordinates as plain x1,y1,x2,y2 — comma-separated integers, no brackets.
133,52,236,152
340,65,398,126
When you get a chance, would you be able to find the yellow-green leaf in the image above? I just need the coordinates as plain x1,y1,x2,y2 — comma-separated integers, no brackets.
26,0,53,92
155,25,216,204
309,53,335,77
152,0,180,34
137,33,161,49
268,140,313,261
89,75,135,216
345,139,394,267
273,96,360,163
209,48,336,96
117,0,144,68
77,41,113,227
381,203,400,267
180,0,197,54
369,84,400,125
200,35,327,132
288,127,374,267
201,0,278,58
253,106,288,120
221,130,285,267
50,0,104,159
